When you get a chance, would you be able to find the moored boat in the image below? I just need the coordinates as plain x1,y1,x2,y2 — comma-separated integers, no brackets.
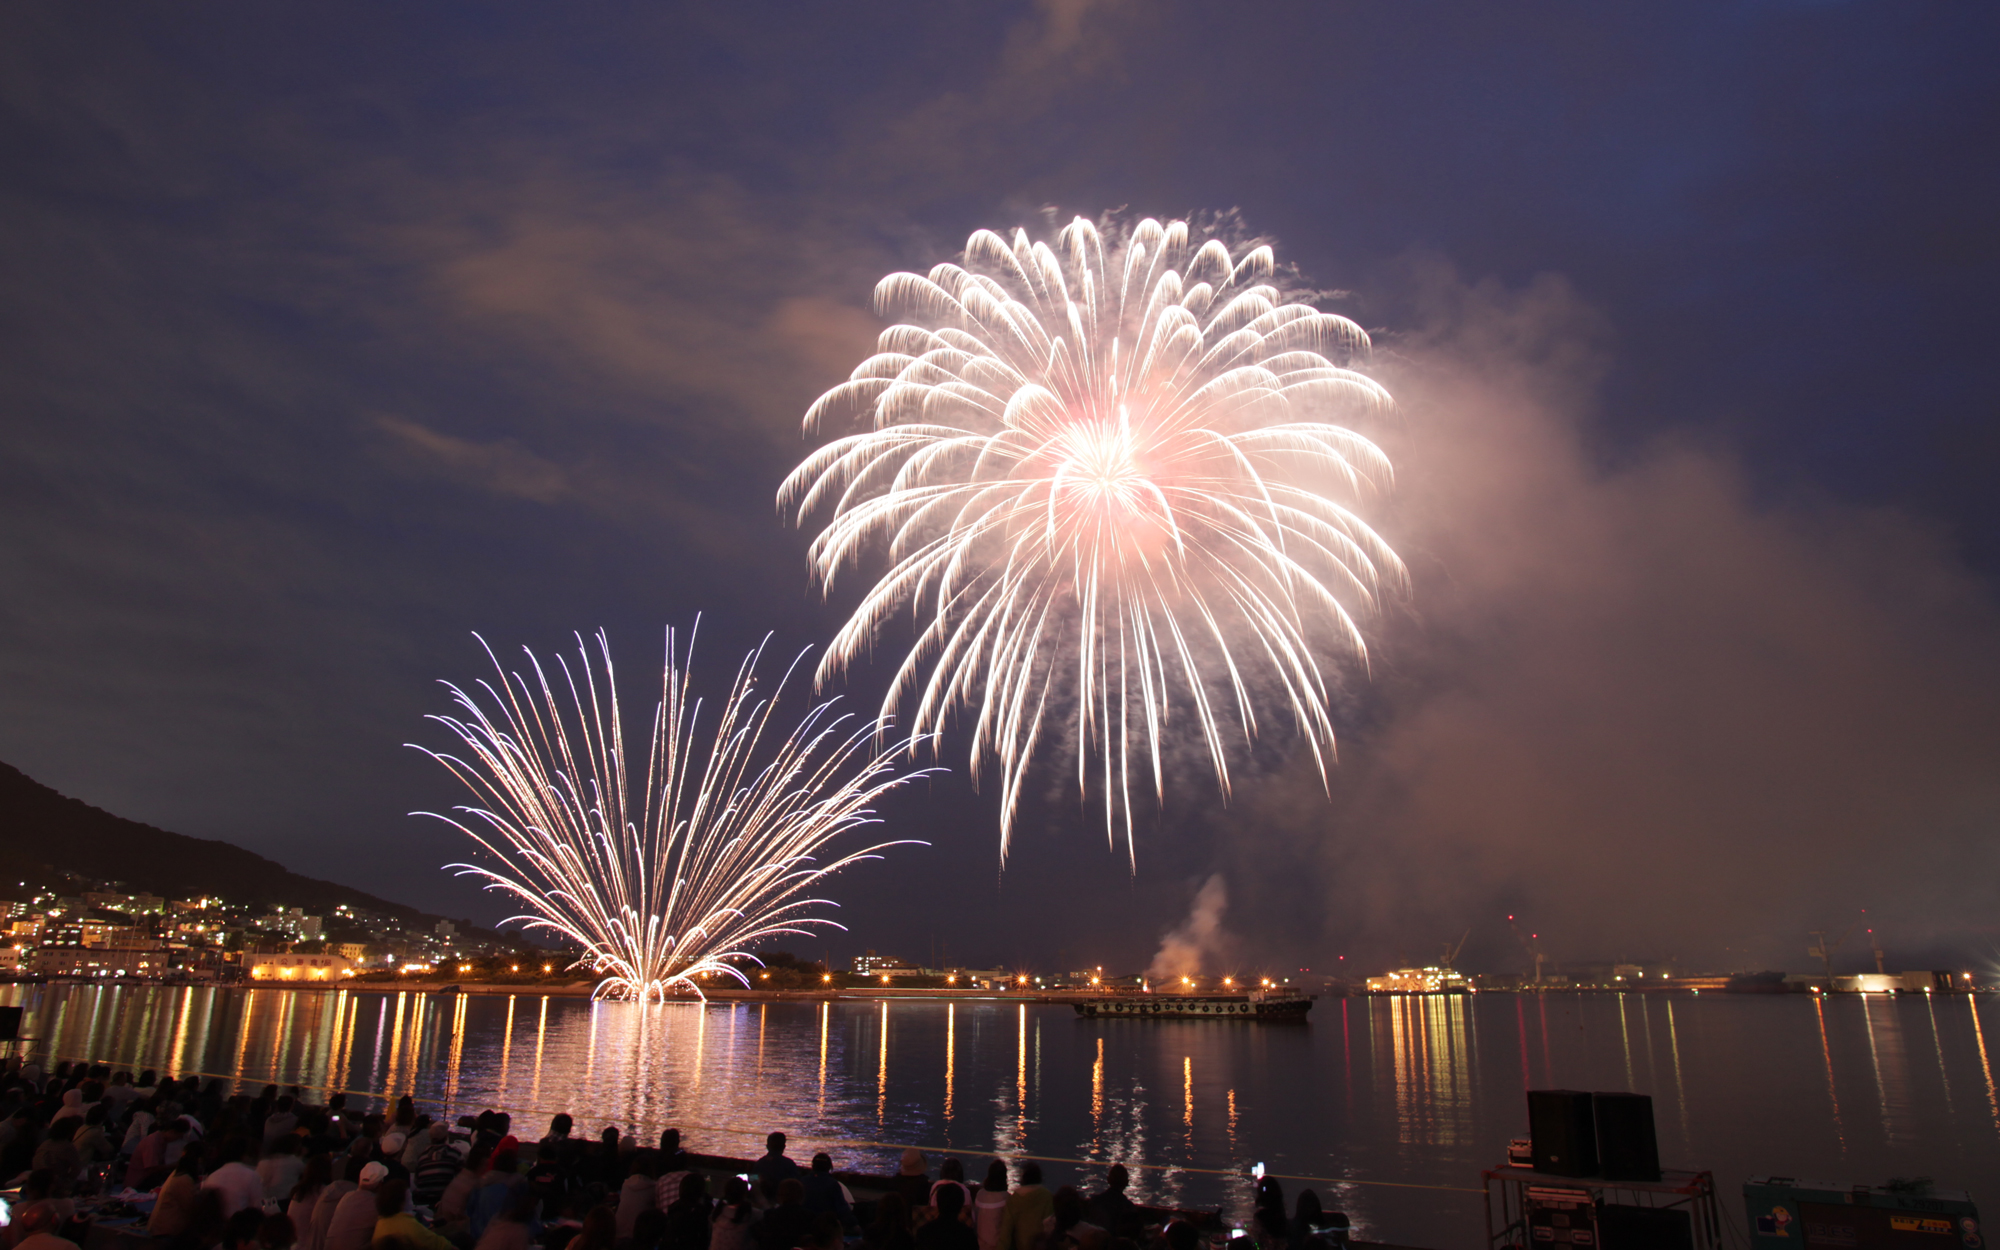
1072,989,1312,1020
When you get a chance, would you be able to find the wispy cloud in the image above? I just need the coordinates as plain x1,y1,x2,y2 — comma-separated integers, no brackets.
355,167,888,447
375,414,570,503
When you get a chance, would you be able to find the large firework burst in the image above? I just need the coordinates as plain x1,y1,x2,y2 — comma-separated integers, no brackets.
412,628,932,1001
781,216,1404,862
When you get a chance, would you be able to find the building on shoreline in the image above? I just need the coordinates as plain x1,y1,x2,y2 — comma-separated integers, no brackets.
30,944,180,979
248,951,355,981
0,874,524,985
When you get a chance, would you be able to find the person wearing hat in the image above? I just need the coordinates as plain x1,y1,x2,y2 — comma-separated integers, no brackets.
325,1161,391,1250
892,1150,931,1215
412,1124,465,1210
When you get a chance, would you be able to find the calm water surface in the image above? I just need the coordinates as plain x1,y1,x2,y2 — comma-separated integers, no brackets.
7,985,1999,1249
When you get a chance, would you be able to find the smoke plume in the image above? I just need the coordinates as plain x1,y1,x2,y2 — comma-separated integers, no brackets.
1206,263,2000,974
1148,873,1232,979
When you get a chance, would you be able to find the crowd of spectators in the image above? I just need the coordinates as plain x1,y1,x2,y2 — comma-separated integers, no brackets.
0,1060,1349,1250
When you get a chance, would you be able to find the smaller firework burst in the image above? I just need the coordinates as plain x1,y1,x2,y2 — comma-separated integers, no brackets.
411,626,934,1001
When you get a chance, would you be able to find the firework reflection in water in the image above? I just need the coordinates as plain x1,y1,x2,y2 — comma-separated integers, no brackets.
783,216,1405,861
412,627,935,1001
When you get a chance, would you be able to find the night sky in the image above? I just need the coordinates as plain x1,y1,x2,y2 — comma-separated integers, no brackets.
5,3,1998,976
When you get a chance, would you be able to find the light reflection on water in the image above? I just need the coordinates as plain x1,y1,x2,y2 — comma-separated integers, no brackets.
6,984,1999,1249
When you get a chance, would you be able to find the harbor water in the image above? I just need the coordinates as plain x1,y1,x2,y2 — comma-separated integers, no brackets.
7,983,1999,1248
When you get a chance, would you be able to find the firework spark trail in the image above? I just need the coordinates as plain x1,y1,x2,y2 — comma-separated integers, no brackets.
411,627,936,1001
781,216,1405,863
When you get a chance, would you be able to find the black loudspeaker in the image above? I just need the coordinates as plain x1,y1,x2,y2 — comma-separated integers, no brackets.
0,1006,20,1042
1598,1203,1692,1250
1594,1092,1661,1182
1528,1090,1599,1177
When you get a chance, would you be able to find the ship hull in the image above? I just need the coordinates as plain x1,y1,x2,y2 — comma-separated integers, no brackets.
1072,994,1312,1020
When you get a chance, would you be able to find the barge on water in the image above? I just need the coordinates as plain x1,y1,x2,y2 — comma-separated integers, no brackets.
1072,989,1313,1020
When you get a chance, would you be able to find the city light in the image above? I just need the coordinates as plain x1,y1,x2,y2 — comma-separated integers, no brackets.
822,973,832,983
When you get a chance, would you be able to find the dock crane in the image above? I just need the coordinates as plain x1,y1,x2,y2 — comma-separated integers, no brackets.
1859,908,1887,975
1507,915,1549,986
1442,929,1471,969
1808,927,1853,980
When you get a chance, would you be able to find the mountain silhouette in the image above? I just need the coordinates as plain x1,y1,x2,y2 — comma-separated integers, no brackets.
0,759,429,920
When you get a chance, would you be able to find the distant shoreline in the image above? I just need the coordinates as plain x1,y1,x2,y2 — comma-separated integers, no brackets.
18,977,1979,999
326,982,1090,1003
15,977,1086,1003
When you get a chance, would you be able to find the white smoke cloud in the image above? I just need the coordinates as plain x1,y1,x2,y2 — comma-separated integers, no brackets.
1148,873,1232,979
1203,261,2000,973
